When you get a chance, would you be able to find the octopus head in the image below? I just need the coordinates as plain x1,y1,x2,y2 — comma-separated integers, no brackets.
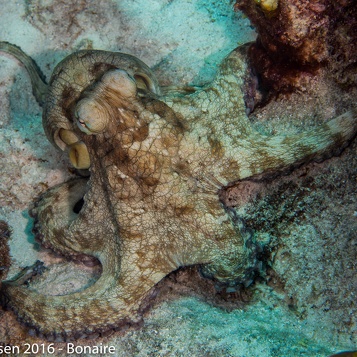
74,70,137,135
44,50,160,170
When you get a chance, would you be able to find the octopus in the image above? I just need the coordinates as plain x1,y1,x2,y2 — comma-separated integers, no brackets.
0,41,356,340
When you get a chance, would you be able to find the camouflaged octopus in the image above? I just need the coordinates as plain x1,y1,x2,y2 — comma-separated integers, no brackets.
0,41,356,340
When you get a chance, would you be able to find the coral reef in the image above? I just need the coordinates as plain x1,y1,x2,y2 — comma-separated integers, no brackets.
0,39,356,340
234,0,357,93
226,138,357,343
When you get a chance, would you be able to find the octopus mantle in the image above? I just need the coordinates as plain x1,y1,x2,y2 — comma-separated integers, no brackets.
0,41,356,339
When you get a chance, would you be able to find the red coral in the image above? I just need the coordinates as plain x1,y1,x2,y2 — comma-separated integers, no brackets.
234,0,357,93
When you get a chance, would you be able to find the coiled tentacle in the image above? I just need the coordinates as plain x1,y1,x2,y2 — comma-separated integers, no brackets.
0,41,48,106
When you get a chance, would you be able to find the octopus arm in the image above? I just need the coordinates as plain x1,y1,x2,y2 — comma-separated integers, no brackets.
1,252,167,339
213,110,357,184
0,41,48,106
1,178,170,338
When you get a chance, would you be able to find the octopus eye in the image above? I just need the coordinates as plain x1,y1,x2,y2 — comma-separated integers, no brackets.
74,98,108,135
134,73,159,94
76,114,88,128
101,69,138,98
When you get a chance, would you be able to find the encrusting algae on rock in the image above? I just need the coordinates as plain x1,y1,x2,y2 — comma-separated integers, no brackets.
254,0,278,12
0,221,11,285
0,38,356,341
235,0,357,93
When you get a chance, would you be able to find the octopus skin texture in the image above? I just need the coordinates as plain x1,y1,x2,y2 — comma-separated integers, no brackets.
0,41,356,339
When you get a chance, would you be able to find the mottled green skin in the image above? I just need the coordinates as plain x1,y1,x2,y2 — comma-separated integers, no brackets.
0,43,356,339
